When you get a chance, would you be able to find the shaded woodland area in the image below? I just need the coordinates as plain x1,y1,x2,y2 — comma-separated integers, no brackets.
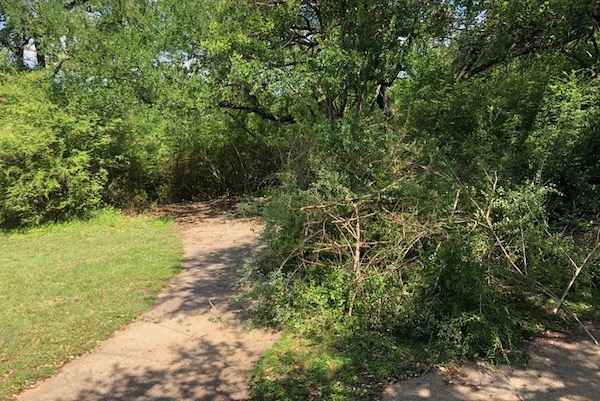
2,0,600,380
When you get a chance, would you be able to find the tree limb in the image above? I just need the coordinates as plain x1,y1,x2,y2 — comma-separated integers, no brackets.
217,102,295,123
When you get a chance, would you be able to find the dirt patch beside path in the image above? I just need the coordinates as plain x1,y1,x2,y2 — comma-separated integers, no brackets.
381,326,600,401
17,202,279,401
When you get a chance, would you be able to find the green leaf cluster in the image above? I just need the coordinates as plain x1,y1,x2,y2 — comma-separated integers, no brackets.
0,71,107,227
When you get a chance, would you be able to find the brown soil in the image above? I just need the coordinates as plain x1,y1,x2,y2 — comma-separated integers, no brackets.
381,326,600,401
17,202,279,401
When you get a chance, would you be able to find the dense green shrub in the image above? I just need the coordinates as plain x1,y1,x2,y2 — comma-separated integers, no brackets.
528,73,600,218
154,113,283,202
247,166,584,361
0,68,284,229
0,72,108,228
241,52,600,364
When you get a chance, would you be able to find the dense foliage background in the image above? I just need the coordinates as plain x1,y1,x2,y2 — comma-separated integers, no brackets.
2,0,599,387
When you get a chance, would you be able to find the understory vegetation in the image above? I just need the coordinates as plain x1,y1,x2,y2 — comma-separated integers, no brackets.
1,0,600,399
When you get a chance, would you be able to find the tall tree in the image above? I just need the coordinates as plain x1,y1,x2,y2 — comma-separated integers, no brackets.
0,0,90,69
195,0,453,122
455,0,600,79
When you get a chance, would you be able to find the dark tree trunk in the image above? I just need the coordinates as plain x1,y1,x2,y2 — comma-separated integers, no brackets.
15,44,26,69
35,40,46,68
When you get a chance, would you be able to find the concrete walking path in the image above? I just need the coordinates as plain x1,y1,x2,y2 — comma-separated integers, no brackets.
18,204,279,401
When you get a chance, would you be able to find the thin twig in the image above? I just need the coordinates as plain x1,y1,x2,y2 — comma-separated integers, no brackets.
469,195,599,344
300,195,372,211
451,189,461,215
562,304,599,345
520,222,527,275
554,240,600,313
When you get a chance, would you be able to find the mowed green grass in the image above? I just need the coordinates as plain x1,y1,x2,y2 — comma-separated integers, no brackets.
0,210,182,399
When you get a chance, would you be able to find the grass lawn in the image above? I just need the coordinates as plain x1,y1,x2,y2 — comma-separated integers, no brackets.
250,316,427,401
0,210,182,399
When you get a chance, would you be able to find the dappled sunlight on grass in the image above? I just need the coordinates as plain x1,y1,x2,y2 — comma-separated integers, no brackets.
250,318,426,401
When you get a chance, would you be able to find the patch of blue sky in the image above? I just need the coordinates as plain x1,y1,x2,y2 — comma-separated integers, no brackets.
24,39,37,68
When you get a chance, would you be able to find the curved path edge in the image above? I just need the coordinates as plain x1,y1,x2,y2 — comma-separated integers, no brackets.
17,203,279,401
381,325,600,400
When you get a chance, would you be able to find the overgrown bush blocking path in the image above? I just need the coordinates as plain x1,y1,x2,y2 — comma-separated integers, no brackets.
16,203,279,401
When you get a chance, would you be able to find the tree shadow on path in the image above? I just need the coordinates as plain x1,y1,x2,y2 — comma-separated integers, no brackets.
67,333,266,401
18,210,279,401
381,329,600,401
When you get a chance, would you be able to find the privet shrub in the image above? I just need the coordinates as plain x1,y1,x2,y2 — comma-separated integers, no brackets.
247,171,583,361
0,72,108,228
